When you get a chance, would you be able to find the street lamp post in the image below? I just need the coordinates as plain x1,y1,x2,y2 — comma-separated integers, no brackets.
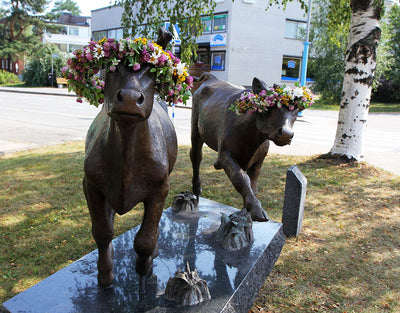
300,0,312,87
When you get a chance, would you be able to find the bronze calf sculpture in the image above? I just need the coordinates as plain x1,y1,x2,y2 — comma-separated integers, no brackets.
82,30,177,288
191,74,301,222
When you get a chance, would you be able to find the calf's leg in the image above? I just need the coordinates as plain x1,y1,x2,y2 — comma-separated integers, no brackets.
247,141,270,195
134,182,169,286
83,178,116,287
190,130,204,203
218,151,268,222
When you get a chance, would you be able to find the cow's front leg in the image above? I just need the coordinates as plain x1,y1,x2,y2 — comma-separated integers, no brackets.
134,183,169,285
218,151,268,222
83,178,116,287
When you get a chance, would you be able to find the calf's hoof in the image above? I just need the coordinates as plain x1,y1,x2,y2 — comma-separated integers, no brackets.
249,208,269,222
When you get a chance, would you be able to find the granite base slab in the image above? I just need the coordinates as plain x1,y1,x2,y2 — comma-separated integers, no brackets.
1,198,285,313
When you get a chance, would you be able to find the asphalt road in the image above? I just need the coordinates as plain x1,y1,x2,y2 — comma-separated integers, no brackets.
0,88,399,176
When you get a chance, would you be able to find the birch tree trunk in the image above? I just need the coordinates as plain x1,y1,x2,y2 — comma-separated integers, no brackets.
329,0,382,161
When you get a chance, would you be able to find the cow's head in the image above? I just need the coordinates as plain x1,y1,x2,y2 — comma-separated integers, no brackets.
104,29,173,122
252,77,300,146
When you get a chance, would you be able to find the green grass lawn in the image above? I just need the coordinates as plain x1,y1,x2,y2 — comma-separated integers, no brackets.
310,99,400,113
0,142,399,312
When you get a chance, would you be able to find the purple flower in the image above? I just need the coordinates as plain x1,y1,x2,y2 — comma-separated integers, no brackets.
109,65,116,72
62,66,69,74
76,98,83,103
168,89,174,96
133,63,141,71
186,76,193,84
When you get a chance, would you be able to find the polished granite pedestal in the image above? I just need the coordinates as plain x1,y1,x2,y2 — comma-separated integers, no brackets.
1,198,285,313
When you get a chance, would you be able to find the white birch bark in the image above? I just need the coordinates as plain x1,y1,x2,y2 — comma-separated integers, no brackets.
329,0,381,161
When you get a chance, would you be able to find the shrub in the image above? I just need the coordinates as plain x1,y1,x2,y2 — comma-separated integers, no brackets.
23,55,66,87
0,70,20,85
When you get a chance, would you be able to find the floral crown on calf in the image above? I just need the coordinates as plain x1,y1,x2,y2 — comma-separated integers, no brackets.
230,85,314,116
63,37,193,107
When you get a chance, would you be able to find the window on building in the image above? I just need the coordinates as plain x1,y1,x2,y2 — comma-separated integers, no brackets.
55,43,67,52
115,28,124,40
69,44,83,53
284,19,306,40
92,31,107,41
211,51,225,70
213,14,227,32
69,26,79,36
202,16,212,33
281,56,301,81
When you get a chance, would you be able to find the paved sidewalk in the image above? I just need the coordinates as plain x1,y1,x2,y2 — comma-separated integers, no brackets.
0,86,76,97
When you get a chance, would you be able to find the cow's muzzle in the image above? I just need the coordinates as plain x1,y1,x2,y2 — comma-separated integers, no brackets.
111,89,148,119
274,127,294,146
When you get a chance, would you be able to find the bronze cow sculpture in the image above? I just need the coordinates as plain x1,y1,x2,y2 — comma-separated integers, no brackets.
191,73,300,222
83,30,177,288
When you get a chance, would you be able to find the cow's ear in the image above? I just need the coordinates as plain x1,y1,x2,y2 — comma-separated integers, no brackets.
252,77,268,94
156,28,173,50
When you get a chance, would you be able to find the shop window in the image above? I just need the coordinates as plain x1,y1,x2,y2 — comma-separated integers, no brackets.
211,51,225,70
281,57,301,81
284,20,306,40
197,50,210,64
202,16,212,33
213,14,227,32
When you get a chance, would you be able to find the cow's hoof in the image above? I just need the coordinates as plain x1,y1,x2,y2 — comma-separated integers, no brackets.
98,271,114,288
250,209,269,222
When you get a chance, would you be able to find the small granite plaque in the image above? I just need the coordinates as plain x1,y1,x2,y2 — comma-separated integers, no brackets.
282,165,307,237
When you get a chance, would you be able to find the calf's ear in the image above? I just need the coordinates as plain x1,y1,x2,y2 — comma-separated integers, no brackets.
156,28,173,50
252,77,268,94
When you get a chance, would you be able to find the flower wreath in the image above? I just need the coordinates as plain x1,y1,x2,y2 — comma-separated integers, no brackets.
230,85,314,115
62,37,193,107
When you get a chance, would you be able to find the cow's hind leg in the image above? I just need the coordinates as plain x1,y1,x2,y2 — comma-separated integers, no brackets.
134,182,169,291
190,127,204,203
83,178,116,287
218,151,268,222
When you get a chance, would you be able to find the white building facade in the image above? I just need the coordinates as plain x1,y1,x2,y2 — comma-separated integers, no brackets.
43,13,91,54
91,1,310,87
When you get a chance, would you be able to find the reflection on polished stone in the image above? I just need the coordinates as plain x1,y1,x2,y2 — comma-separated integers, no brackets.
1,198,285,313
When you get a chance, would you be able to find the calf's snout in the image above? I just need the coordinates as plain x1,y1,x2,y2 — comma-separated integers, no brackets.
275,127,294,146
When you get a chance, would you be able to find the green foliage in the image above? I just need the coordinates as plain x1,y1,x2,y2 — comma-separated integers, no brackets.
46,0,82,21
23,45,66,87
0,70,20,84
118,0,216,64
308,0,350,104
0,0,53,62
267,0,309,12
374,4,400,101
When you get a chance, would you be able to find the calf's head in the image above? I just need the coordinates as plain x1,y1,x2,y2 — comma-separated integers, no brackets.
103,28,173,122
104,63,155,121
252,77,300,146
